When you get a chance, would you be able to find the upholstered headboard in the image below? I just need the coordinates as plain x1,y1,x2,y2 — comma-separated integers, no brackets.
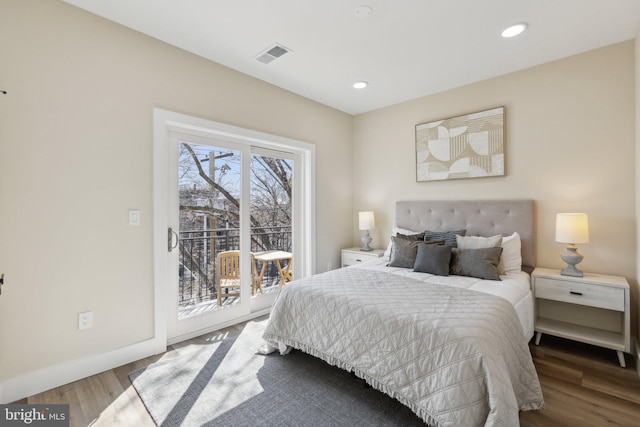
395,200,535,272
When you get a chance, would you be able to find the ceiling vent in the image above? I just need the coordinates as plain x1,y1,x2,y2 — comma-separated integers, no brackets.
255,43,291,64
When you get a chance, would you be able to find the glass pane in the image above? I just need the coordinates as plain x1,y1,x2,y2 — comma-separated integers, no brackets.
250,153,293,296
177,142,241,318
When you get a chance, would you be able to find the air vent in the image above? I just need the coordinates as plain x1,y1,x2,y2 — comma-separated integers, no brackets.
255,43,291,64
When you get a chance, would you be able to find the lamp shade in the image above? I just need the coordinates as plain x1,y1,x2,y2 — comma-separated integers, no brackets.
555,213,589,244
358,211,375,230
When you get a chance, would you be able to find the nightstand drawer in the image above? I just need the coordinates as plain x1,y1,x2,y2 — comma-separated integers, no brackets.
535,277,624,311
341,247,385,267
342,251,376,266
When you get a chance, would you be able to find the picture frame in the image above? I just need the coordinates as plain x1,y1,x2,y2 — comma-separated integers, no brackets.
415,106,505,182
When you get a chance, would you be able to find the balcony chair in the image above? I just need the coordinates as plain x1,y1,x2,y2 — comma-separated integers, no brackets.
216,251,262,306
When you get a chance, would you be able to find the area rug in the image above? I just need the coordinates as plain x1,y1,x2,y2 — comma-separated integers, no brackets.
130,318,535,426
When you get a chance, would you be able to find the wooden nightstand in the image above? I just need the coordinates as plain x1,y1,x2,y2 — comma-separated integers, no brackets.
341,247,385,267
531,267,630,367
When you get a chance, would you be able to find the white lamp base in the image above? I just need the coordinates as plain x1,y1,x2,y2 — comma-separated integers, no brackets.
560,245,584,277
361,231,372,251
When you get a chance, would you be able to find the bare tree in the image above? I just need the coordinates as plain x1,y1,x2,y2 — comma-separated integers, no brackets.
179,143,292,251
176,142,293,305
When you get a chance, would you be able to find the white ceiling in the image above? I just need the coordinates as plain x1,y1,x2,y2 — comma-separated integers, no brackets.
62,0,640,115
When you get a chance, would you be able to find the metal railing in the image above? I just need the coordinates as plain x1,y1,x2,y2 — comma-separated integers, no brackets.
178,226,292,306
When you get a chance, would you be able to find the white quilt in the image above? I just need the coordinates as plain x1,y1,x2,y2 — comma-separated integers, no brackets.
262,267,544,427
351,258,536,340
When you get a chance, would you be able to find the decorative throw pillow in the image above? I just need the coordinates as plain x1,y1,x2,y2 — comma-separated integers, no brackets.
456,234,504,274
384,226,422,257
449,247,503,281
500,232,522,274
413,243,452,276
388,236,422,268
396,232,426,241
424,229,466,247
388,237,443,268
387,232,425,260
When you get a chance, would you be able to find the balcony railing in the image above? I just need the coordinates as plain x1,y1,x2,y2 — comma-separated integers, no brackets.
178,226,292,307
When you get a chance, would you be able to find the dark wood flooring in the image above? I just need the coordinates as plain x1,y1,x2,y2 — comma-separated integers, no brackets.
15,320,640,427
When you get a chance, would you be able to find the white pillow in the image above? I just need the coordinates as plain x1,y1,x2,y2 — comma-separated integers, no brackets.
456,234,503,250
384,226,421,257
500,232,522,274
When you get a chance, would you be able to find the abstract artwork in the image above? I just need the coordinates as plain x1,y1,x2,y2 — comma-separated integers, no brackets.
415,107,504,182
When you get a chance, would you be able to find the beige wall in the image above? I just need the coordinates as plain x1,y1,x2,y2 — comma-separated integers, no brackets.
636,30,640,364
353,41,637,334
0,0,353,384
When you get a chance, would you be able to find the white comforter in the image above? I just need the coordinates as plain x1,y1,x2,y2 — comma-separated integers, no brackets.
351,258,536,340
263,267,544,427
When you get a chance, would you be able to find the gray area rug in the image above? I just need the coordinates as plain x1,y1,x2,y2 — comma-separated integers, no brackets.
130,318,535,426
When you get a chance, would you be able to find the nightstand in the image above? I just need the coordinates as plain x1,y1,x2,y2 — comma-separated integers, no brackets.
531,267,630,367
341,247,385,267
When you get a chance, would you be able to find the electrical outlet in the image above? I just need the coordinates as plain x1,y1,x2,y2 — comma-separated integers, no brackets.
327,262,332,271
78,311,93,330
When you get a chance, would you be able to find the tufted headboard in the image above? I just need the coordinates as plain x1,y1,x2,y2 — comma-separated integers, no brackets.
396,200,535,272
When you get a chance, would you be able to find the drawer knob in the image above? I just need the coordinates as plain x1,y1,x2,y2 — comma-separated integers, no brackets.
569,291,583,296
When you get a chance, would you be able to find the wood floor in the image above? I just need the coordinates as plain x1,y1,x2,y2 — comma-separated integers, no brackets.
520,335,640,427
16,319,640,427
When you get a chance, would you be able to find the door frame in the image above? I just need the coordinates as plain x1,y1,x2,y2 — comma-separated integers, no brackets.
153,108,315,345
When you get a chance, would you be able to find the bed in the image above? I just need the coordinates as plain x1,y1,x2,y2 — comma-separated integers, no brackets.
262,200,545,426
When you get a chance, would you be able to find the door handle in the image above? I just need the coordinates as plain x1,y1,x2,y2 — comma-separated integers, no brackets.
168,227,179,252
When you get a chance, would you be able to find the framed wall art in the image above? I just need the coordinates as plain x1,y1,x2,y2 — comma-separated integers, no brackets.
415,106,504,182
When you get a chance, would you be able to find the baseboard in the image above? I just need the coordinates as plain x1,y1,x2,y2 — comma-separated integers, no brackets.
0,335,165,404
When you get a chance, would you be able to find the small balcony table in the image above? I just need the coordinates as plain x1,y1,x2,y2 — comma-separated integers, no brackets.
254,250,293,289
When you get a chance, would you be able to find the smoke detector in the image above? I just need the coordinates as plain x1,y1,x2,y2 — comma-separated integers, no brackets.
354,6,373,19
255,43,291,64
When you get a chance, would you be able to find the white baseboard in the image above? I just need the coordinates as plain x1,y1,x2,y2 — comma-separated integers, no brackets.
0,335,165,404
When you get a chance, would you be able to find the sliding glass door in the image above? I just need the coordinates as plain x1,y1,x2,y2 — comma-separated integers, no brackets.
165,133,298,340
154,109,314,344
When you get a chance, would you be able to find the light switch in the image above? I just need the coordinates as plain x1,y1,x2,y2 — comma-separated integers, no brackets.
129,210,140,226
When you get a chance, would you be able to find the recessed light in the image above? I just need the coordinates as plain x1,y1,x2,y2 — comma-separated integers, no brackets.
501,23,528,38
353,81,368,89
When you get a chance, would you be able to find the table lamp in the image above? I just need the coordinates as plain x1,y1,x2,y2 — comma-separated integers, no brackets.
359,211,375,251
555,213,589,277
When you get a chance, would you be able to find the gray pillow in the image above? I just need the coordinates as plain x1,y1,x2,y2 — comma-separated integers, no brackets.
424,229,466,247
388,236,422,268
413,243,451,276
396,232,425,241
449,247,503,281
388,233,426,264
